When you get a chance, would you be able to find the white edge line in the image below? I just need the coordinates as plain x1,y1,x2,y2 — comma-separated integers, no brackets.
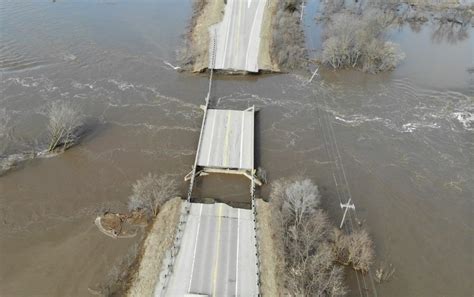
235,209,240,297
245,2,258,71
222,0,232,69
188,204,203,292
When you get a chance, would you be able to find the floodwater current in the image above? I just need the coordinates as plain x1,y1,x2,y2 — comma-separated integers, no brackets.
0,0,472,296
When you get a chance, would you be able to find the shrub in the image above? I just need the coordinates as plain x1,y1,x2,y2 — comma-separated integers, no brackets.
332,228,375,273
271,0,307,70
270,179,346,297
47,101,83,152
320,9,405,73
128,173,179,217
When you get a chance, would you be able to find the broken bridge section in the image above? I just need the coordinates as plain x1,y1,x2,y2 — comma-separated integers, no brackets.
209,0,267,72
186,106,261,186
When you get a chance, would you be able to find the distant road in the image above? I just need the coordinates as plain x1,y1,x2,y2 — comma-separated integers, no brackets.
211,0,267,72
161,203,259,297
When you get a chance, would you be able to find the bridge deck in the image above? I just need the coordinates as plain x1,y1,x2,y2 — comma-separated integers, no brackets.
197,108,254,170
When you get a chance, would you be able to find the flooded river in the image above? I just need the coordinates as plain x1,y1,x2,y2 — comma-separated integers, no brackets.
1,0,472,296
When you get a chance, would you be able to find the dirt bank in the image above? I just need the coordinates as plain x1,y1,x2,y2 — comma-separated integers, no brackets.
180,0,225,72
256,199,285,296
181,0,282,73
126,197,182,297
258,0,280,72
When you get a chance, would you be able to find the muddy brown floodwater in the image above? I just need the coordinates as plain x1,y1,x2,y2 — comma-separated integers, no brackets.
0,0,472,296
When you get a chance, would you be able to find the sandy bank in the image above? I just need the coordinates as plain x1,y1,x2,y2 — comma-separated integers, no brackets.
126,197,183,297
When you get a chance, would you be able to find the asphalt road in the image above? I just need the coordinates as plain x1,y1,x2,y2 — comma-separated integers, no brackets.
162,203,259,297
211,0,267,72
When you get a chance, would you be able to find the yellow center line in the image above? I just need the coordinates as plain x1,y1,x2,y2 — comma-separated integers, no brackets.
223,111,232,167
212,204,224,297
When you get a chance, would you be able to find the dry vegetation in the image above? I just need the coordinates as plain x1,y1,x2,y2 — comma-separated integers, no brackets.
94,197,182,296
271,0,307,70
47,101,83,152
258,0,280,72
178,0,225,72
128,173,179,218
258,178,375,296
126,197,182,297
318,0,473,73
320,9,405,73
95,172,183,297
0,102,84,176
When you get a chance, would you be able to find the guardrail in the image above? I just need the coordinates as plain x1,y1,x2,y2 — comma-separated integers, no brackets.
251,173,262,296
156,29,218,297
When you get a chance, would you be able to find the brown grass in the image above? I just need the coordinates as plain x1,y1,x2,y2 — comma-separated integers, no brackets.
191,0,225,72
256,199,286,297
126,197,183,297
259,0,280,72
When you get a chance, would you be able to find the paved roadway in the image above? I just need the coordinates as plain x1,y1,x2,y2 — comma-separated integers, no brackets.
197,109,254,170
165,203,258,297
161,203,259,297
210,0,267,72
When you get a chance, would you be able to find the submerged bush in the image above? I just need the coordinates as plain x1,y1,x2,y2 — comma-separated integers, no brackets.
321,9,405,73
332,228,375,273
47,101,83,152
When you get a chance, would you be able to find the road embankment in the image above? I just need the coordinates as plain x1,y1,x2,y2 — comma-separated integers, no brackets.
258,0,280,72
126,197,183,297
181,0,281,73
256,199,285,296
179,0,225,72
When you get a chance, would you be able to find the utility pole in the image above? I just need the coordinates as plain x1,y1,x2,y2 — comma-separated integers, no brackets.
339,199,355,229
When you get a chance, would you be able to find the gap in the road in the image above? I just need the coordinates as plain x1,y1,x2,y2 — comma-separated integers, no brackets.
192,174,252,209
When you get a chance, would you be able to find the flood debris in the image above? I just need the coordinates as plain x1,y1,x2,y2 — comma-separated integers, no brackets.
375,262,396,283
94,211,147,239
91,172,182,296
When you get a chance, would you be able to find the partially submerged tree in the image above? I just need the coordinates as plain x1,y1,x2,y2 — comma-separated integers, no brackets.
320,9,405,73
47,101,83,152
332,228,375,273
128,173,179,217
270,178,346,296
283,179,321,227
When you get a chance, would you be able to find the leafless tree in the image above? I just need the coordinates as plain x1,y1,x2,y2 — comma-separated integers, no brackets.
283,179,321,227
270,179,346,297
128,173,179,217
271,0,307,70
47,101,83,152
320,9,405,73
332,228,375,273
